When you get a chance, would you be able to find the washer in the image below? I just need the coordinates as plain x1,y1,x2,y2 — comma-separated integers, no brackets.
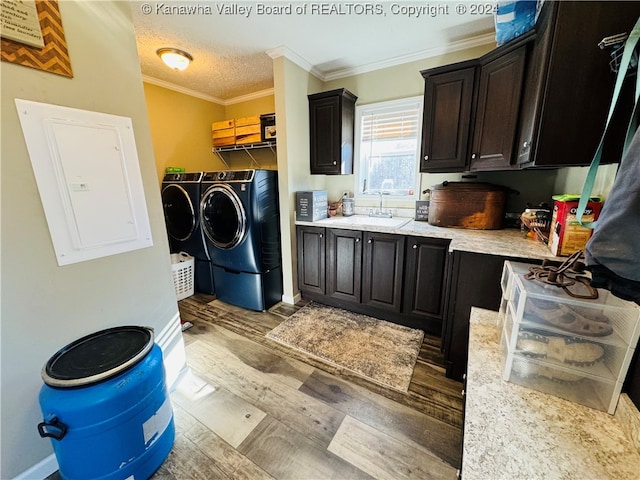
161,172,214,295
200,169,282,311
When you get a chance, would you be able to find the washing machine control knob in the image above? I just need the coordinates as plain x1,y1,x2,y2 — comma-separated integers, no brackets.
217,171,226,181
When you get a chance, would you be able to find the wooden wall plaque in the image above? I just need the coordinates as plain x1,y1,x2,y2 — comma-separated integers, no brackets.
1,0,72,78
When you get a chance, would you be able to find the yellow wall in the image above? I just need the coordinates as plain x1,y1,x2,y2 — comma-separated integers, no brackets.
143,82,225,181
222,95,278,170
144,84,278,176
225,95,275,118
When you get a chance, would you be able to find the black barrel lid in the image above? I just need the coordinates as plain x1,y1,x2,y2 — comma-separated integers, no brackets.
42,326,154,388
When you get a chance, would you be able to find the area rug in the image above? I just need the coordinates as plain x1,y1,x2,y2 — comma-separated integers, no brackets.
266,302,424,392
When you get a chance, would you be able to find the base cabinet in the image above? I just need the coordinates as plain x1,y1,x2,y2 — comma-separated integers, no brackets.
362,232,405,312
443,251,541,381
296,226,449,334
296,226,325,295
326,228,362,303
402,236,450,334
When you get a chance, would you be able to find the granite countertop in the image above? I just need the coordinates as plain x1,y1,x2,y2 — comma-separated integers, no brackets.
295,214,557,260
463,308,640,480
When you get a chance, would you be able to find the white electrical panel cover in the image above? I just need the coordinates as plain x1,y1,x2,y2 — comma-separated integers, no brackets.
15,99,153,266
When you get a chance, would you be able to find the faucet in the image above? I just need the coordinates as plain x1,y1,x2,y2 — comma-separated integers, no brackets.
369,190,393,218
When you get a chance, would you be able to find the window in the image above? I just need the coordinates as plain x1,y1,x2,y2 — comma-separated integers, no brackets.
354,96,423,200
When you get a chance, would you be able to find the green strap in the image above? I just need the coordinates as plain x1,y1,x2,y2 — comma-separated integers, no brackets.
577,17,640,227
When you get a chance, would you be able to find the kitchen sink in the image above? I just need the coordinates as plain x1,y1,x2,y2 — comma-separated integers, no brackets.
317,215,411,229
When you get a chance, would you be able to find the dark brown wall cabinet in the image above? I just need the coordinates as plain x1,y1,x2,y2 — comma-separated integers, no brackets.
515,1,639,168
469,46,527,171
420,1,640,172
308,88,358,175
420,63,475,172
296,226,449,335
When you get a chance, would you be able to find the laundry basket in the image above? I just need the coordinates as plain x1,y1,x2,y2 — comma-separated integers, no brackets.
170,252,194,300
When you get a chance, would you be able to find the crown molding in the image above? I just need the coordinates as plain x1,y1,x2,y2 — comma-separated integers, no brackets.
266,45,326,80
141,75,225,104
143,32,496,105
323,32,496,81
224,88,275,105
141,76,274,105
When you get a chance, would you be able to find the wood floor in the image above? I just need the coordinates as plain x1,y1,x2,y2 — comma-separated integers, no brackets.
151,294,464,479
46,293,463,479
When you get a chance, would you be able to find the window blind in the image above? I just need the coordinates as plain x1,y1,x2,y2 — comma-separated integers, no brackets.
360,106,421,142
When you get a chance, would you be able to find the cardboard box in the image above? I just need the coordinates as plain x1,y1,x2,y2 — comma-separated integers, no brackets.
212,119,235,147
261,113,276,142
549,196,602,256
296,191,328,221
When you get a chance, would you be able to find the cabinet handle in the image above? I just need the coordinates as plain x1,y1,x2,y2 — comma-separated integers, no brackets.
367,239,372,244
461,389,465,397
523,141,530,148
471,153,477,159
355,238,360,243
332,161,337,165
412,244,417,249
319,234,323,238
424,155,429,161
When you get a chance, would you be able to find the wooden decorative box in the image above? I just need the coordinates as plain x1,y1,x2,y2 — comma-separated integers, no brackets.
212,119,235,147
235,115,261,145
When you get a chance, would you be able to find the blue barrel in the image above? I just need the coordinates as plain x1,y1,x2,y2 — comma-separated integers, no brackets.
38,326,175,480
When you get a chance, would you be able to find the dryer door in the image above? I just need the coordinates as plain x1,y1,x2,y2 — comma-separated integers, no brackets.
162,184,196,241
200,184,247,249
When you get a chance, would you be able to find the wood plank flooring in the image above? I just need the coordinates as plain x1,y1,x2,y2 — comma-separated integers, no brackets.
47,294,464,480
153,294,463,479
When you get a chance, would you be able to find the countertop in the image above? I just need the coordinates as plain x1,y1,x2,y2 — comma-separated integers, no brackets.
295,215,558,260
462,308,640,480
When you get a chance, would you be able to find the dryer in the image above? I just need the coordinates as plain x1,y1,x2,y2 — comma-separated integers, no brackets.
161,172,214,295
200,169,282,311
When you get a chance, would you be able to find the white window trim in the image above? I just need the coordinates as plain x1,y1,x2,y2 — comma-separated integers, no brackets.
353,95,423,202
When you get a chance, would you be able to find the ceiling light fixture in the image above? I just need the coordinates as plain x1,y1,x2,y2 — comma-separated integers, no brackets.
156,48,193,71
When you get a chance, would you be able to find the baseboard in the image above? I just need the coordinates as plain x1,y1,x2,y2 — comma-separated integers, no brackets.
15,312,186,480
281,292,301,305
14,453,58,480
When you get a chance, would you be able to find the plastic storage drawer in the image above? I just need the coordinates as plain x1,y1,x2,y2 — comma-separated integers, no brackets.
499,261,640,414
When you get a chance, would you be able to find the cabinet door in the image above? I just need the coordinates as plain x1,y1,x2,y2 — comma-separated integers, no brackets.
421,66,475,172
362,232,405,312
469,46,527,171
443,252,507,381
296,226,325,295
442,252,543,381
517,1,640,167
402,237,449,334
308,89,357,175
326,228,362,303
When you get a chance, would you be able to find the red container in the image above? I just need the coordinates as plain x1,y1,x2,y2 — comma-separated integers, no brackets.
549,196,602,256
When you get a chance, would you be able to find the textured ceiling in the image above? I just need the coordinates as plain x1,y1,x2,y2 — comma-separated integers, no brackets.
131,1,496,104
